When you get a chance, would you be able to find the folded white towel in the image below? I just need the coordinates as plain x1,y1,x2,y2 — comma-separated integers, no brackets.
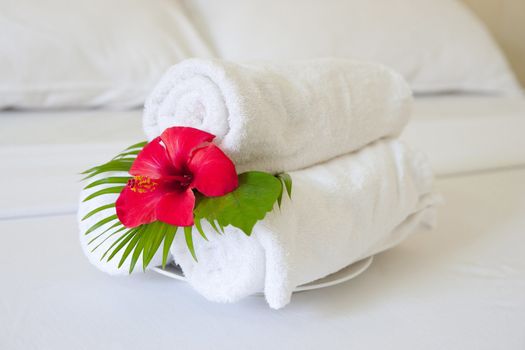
143,58,412,173
170,139,441,309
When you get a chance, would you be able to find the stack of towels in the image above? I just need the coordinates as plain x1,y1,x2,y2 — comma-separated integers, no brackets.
79,58,441,309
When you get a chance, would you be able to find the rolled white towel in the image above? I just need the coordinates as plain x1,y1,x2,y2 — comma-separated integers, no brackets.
170,139,441,309
143,58,412,173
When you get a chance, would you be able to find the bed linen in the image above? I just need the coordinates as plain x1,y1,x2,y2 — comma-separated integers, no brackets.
402,95,525,175
1,167,524,349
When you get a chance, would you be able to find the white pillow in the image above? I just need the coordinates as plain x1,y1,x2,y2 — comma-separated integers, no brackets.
184,0,521,95
0,0,212,109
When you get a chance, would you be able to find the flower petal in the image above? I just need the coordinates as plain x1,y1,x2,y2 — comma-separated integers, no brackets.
116,184,164,228
156,189,196,226
188,144,238,196
130,137,173,179
160,127,215,170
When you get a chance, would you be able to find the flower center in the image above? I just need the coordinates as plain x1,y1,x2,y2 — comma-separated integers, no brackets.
165,174,194,190
128,176,158,193
179,174,193,187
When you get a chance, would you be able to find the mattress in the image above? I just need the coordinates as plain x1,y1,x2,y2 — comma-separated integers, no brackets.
1,96,525,349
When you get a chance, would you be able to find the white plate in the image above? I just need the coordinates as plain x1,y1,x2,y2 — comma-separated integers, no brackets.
152,255,373,293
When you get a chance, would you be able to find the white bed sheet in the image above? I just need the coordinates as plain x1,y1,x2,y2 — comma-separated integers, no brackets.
1,96,524,219
402,95,525,175
1,168,524,349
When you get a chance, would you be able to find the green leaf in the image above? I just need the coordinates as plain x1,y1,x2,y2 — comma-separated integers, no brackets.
276,180,284,208
122,141,147,151
145,231,165,269
82,158,131,174
278,173,292,198
106,229,138,262
208,219,221,234
85,214,118,235
82,159,134,179
90,226,127,251
100,228,134,260
112,146,145,160
88,221,121,245
117,229,143,267
162,227,177,268
84,177,130,190
113,152,139,160
142,222,167,270
194,171,282,236
141,223,157,268
184,226,197,261
129,231,146,273
81,203,115,221
82,186,124,202
81,141,144,178
194,219,208,241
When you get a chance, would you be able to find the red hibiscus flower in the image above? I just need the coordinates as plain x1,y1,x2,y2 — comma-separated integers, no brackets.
116,127,238,228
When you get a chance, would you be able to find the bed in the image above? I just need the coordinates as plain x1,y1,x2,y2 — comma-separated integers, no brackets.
1,96,524,349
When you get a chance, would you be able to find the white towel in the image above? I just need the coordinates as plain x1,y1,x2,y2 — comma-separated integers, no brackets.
143,58,412,173
170,139,441,309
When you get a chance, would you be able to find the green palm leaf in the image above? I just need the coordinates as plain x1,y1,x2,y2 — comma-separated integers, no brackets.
83,177,130,190
81,203,115,221
129,232,146,273
105,229,137,262
117,230,143,268
122,141,147,151
82,160,134,180
90,226,127,251
194,219,208,241
85,214,118,235
184,226,197,261
162,228,177,268
88,222,121,245
100,228,134,261
82,186,124,202
278,173,293,198
142,223,167,270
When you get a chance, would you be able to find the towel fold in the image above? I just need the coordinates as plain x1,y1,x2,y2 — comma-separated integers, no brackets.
143,58,412,173
170,139,441,309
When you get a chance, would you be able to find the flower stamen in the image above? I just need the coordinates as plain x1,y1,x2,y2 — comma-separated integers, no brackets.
128,176,158,193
